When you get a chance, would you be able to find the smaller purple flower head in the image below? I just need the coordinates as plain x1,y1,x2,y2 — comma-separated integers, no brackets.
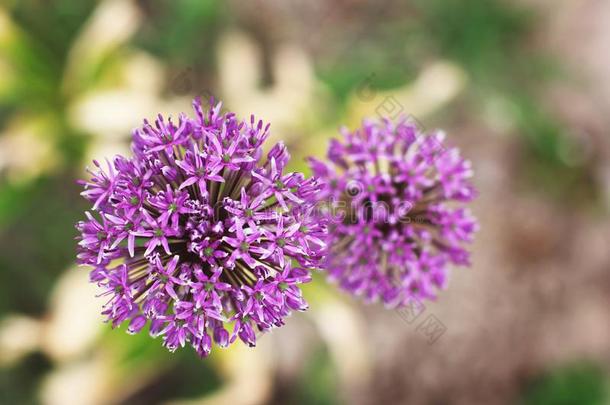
308,116,478,308
77,98,325,357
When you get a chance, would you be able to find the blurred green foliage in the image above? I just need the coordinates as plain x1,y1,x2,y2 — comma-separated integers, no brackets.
136,0,227,64
0,173,86,315
0,352,52,405
417,0,532,82
112,326,222,404
521,362,610,405
295,346,339,405
316,27,417,103
4,0,95,109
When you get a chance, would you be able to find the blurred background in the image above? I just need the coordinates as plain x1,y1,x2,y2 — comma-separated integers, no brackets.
1,0,609,404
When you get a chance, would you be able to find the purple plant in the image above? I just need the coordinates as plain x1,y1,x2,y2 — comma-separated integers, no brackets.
77,98,325,357
309,116,478,308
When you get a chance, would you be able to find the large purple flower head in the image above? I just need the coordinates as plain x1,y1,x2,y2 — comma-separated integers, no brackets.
76,98,325,357
308,116,478,308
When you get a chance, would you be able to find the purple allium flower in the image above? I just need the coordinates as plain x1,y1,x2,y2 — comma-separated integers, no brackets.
77,98,324,357
308,116,478,308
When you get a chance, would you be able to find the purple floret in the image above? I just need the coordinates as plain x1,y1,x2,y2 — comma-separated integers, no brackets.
309,117,478,308
76,98,325,357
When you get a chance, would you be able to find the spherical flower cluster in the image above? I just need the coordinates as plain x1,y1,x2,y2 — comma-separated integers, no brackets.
309,116,478,308
76,98,325,357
